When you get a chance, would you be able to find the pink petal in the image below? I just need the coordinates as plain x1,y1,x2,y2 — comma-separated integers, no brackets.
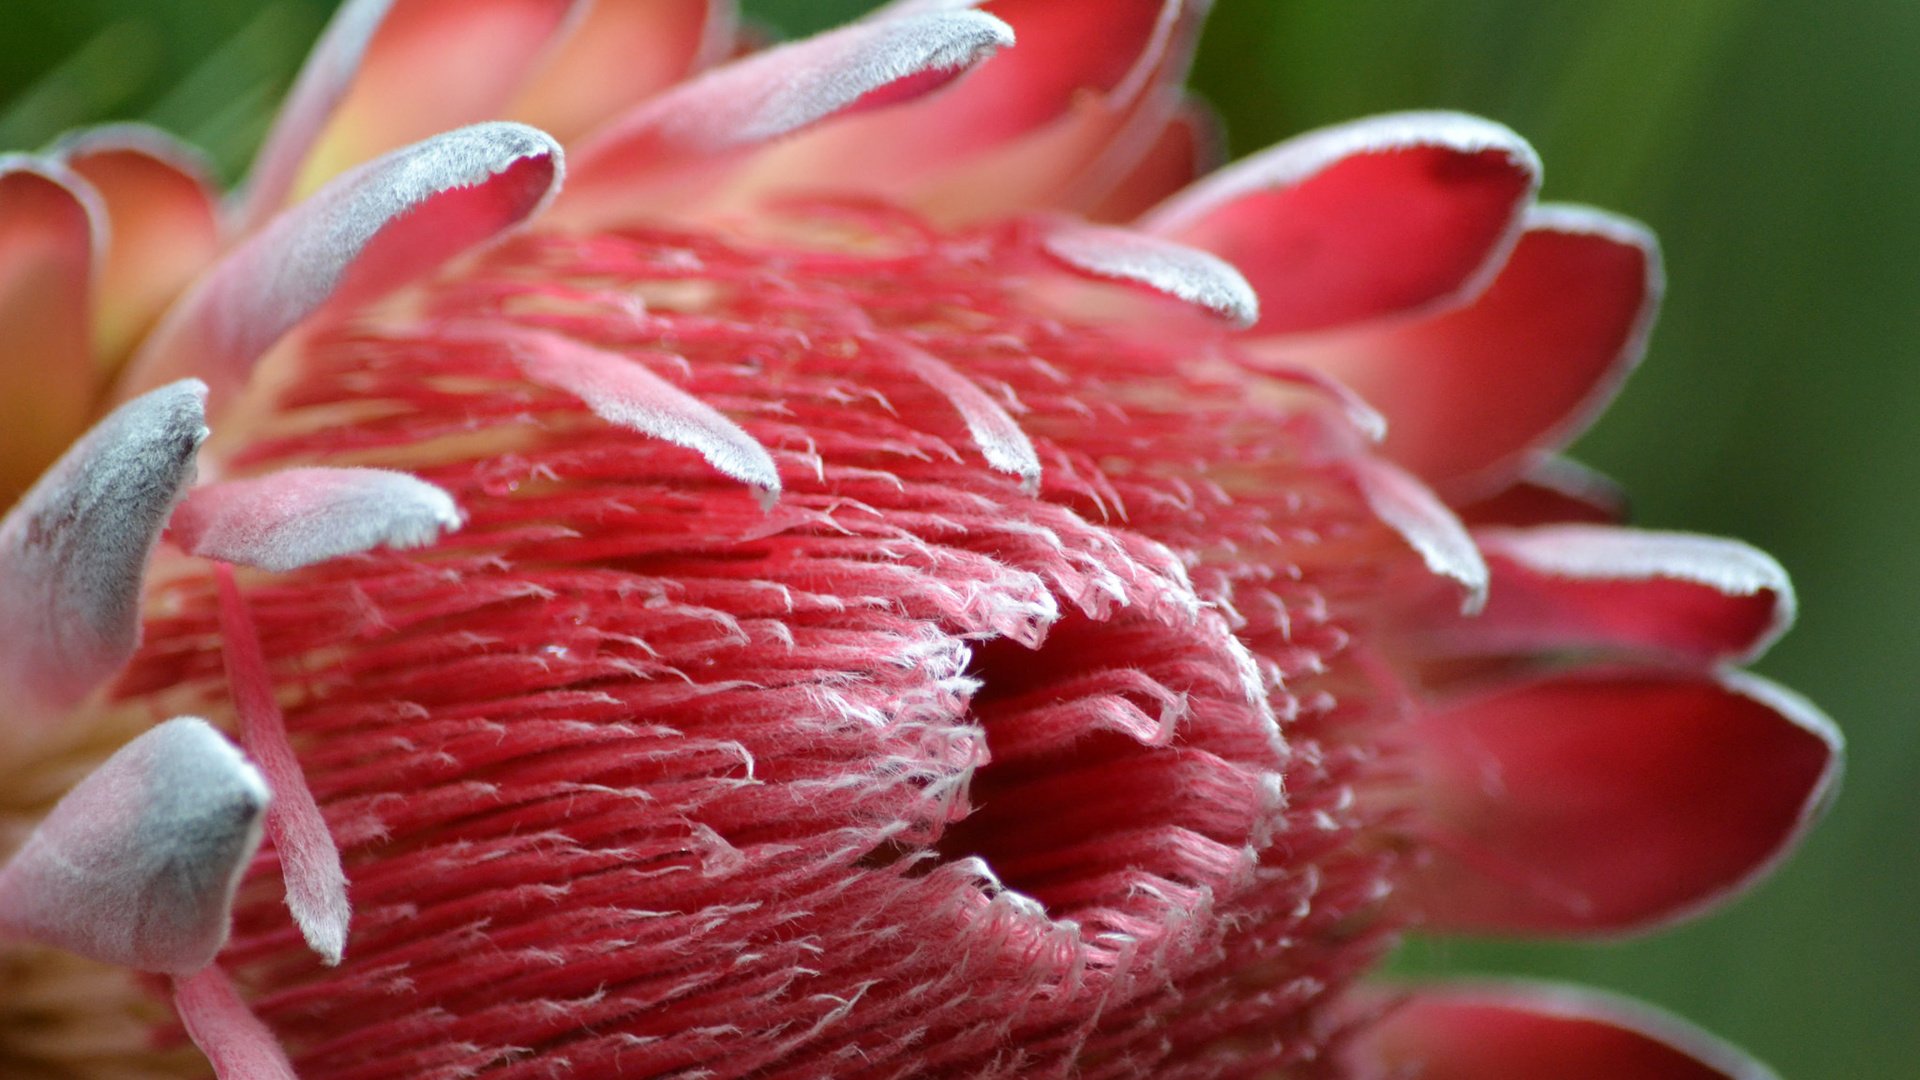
509,0,736,141
561,9,1013,218
1350,456,1488,613
173,965,298,1080
1040,219,1259,325
214,565,351,964
1086,96,1221,222
1405,668,1841,936
122,123,562,410
1351,981,1782,1080
52,125,224,369
1460,456,1628,527
0,157,101,504
0,718,267,974
1267,204,1663,497
740,0,1201,222
1145,111,1541,334
0,381,207,718
237,0,580,229
475,325,781,504
172,467,464,573
1424,525,1794,666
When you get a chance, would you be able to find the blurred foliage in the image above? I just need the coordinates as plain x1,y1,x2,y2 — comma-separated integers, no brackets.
3,1,1911,1077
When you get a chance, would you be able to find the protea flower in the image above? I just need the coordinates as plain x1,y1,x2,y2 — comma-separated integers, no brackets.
0,2,1840,1077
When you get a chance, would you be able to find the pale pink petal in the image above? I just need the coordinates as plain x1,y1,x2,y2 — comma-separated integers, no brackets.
1460,456,1628,527
1350,456,1488,613
1424,525,1794,666
122,123,563,410
1145,111,1541,334
0,718,267,974
52,125,224,369
0,157,101,504
0,381,206,717
173,467,463,572
475,325,781,504
237,0,580,228
173,965,298,1080
1086,96,1221,222
561,9,1012,219
1405,669,1841,936
509,0,737,142
890,339,1041,489
1351,981,1782,1080
214,565,351,964
1041,220,1259,326
1267,204,1663,497
739,0,1201,222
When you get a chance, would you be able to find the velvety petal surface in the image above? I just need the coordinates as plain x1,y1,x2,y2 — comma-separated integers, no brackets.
1405,669,1841,936
0,718,267,975
0,158,100,505
52,125,223,369
735,0,1203,221
239,0,580,227
0,381,206,718
1146,111,1540,334
172,467,464,572
1265,204,1662,497
123,123,562,409
1352,981,1782,1080
1424,525,1794,665
509,0,735,141
561,9,1013,218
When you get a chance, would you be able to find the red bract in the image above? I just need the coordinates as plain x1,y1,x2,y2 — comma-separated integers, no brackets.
0,2,1838,1078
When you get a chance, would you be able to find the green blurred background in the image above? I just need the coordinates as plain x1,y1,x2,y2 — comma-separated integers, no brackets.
2,1,1911,1075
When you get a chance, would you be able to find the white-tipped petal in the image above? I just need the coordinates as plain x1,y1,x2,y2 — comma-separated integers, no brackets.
479,326,781,506
0,380,207,717
892,341,1042,490
1042,221,1260,326
1352,455,1488,613
0,718,268,975
563,10,1011,213
173,467,464,572
123,123,563,409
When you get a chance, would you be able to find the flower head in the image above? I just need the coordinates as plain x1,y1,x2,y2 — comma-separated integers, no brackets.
0,2,1839,1077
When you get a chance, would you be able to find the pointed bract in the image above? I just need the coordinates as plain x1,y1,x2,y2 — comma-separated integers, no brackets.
1352,981,1783,1080
173,965,300,1080
563,10,1012,216
1405,668,1841,936
0,718,267,974
1428,525,1795,665
0,380,206,717
1350,456,1488,613
122,123,563,410
1042,220,1259,326
173,467,463,572
1146,111,1541,334
1265,204,1662,498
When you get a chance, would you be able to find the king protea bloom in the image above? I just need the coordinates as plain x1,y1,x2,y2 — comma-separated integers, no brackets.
0,2,1839,1077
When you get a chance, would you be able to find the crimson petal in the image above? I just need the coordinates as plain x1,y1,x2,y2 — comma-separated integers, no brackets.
1405,668,1840,936
1351,981,1782,1080
1146,111,1540,334
1426,525,1794,666
1268,204,1662,498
